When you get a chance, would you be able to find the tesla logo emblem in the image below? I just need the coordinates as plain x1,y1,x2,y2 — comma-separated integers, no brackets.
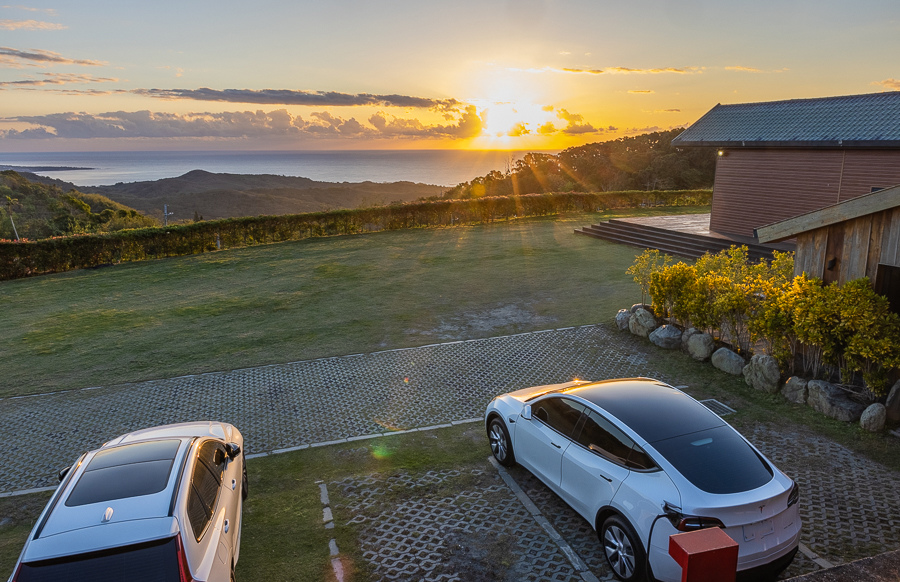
102,507,114,523
759,504,766,513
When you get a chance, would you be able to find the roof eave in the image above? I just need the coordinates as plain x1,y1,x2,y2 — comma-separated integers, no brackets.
756,184,900,242
671,139,900,149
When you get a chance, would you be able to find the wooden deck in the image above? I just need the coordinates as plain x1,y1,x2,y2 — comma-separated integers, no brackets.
575,213,795,260
616,214,796,251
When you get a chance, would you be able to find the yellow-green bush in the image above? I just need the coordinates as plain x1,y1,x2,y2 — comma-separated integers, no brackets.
634,247,900,396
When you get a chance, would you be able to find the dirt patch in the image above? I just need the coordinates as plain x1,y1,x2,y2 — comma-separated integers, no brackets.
412,304,557,340
434,531,519,581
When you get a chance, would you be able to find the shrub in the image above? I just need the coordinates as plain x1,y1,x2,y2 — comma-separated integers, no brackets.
648,261,696,327
627,249,673,305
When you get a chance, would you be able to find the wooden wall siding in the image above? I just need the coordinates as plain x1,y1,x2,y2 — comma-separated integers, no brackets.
866,212,885,281
711,149,844,237
838,151,900,202
710,149,900,237
839,216,873,282
794,230,828,278
882,207,900,267
793,208,900,283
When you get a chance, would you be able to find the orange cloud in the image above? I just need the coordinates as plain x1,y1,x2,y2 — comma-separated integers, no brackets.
725,66,789,73
628,90,655,94
0,46,105,67
874,78,900,90
0,73,117,87
0,19,65,30
562,66,701,75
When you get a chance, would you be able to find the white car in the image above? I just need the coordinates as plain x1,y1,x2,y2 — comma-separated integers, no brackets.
9,421,247,582
485,378,800,582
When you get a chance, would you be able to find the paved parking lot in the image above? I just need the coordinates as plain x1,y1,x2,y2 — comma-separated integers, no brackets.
3,323,899,580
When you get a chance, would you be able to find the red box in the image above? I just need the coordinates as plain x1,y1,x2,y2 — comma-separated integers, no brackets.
668,527,739,582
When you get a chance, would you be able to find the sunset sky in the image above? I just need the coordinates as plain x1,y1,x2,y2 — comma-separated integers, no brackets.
2,0,899,152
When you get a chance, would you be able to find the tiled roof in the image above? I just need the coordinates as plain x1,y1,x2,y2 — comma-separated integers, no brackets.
672,92,900,148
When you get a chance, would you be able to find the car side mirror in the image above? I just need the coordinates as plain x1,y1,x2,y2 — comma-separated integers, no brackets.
225,443,241,459
58,466,71,482
521,405,532,421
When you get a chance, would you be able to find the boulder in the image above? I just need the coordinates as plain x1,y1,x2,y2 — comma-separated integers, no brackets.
711,348,745,375
687,333,715,361
807,380,866,422
615,309,631,331
650,325,683,349
860,403,886,432
782,377,809,405
630,303,653,315
742,354,782,394
681,327,699,351
886,380,900,423
628,308,659,338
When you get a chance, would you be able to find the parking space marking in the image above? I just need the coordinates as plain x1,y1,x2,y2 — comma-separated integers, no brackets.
488,456,601,582
316,480,344,581
799,542,835,569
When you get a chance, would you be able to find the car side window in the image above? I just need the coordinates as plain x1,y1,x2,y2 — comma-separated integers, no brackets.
575,410,656,470
187,441,226,540
532,397,585,438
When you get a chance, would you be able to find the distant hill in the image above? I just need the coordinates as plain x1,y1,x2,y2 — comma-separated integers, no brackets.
0,171,156,240
25,170,446,221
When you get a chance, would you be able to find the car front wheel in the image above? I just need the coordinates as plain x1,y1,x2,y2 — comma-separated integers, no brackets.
601,515,646,582
488,418,515,467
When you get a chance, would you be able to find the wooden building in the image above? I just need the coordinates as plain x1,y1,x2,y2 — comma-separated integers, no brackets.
756,186,900,311
672,92,900,239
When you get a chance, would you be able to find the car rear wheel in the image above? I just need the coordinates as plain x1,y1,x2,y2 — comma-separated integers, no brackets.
601,515,646,582
488,418,515,467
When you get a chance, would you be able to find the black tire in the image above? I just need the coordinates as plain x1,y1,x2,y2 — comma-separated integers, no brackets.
487,417,515,467
241,456,249,501
600,515,647,582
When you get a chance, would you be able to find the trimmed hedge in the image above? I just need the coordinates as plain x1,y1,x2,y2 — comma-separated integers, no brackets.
0,189,710,280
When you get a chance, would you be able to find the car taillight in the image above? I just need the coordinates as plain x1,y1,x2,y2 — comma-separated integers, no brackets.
673,515,726,532
175,534,197,582
787,480,800,508
10,563,22,582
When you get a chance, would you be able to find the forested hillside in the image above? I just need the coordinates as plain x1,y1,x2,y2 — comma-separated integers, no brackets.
0,171,157,240
443,129,716,199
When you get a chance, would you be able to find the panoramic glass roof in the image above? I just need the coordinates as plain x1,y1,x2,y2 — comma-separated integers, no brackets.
65,439,181,507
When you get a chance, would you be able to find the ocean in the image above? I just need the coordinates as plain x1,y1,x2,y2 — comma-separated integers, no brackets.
0,150,540,188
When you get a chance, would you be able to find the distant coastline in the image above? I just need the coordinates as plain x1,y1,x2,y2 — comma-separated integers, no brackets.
0,165,94,172
0,150,544,188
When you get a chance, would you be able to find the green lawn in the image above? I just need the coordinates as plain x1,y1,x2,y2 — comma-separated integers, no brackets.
0,206,708,398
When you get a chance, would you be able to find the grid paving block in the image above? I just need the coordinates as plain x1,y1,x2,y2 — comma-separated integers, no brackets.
330,467,593,581
1,324,659,493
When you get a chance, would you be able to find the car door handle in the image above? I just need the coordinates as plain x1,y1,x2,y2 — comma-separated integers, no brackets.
598,474,612,483
551,442,562,449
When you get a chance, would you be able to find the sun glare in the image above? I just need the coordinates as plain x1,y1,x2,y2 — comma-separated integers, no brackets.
470,99,558,148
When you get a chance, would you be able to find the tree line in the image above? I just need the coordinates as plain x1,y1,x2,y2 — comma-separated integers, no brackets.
441,128,716,199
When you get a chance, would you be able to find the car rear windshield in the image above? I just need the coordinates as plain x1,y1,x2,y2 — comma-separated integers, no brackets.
14,536,180,582
651,426,773,494
66,440,181,507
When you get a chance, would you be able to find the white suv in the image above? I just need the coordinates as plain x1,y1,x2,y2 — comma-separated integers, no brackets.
9,421,247,582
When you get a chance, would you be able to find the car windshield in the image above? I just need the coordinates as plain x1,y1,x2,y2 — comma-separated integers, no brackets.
651,426,773,494
15,536,180,582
